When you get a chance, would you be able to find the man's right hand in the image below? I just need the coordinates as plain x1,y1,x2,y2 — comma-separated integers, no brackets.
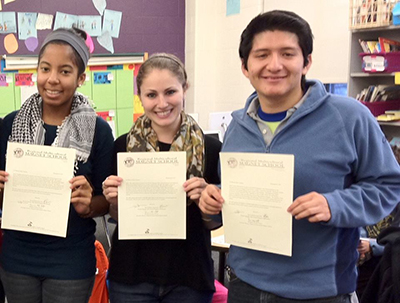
199,184,224,215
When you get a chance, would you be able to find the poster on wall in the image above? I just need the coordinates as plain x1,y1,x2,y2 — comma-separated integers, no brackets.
97,110,116,138
15,73,34,87
18,12,38,40
0,12,17,34
54,12,102,37
36,13,53,30
20,86,38,106
77,15,102,37
94,72,113,84
0,74,9,87
54,12,78,30
226,0,240,16
103,9,122,38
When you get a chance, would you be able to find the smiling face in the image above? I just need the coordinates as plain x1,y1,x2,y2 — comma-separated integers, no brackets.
242,30,312,112
37,43,85,115
139,68,187,139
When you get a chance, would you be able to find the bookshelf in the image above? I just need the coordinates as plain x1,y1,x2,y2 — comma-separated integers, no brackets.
348,25,400,134
348,25,400,98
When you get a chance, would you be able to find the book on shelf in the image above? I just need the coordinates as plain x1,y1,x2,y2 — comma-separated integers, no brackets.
367,41,380,53
358,37,400,53
377,110,400,121
356,85,400,102
359,39,369,53
378,37,400,53
357,40,381,53
376,85,400,101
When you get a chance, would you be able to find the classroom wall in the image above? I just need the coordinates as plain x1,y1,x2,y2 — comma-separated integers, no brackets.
185,0,350,130
0,0,185,61
185,0,261,130
262,0,350,84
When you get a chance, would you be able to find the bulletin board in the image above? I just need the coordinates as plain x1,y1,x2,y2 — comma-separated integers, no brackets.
0,0,185,136
0,0,185,60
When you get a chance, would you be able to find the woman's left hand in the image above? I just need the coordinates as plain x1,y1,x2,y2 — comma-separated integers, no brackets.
70,176,93,216
357,240,372,254
183,177,208,202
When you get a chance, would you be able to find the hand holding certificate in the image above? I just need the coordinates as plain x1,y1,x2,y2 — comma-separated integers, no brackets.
220,152,294,256
117,151,187,240
1,142,76,238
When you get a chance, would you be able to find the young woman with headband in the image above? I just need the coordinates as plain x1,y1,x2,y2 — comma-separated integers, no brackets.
0,28,114,303
102,53,221,303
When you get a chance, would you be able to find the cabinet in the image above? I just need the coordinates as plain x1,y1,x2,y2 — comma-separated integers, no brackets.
1,69,135,137
0,73,17,117
1,54,146,137
348,25,400,137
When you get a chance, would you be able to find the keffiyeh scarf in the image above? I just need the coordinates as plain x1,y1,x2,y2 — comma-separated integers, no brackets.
126,111,205,205
9,92,96,166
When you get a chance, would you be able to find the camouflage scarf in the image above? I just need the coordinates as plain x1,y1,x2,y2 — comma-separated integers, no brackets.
126,111,205,205
366,212,396,238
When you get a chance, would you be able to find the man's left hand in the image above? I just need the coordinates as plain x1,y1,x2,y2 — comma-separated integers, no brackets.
287,191,331,223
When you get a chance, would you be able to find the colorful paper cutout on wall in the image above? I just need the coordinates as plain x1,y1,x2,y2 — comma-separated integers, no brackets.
133,113,143,122
103,9,122,38
0,59,5,73
94,72,112,84
18,12,38,40
4,33,18,54
0,74,9,87
97,110,114,121
93,0,107,16
4,0,16,4
36,13,53,30
123,64,135,71
134,63,141,77
0,12,17,34
97,30,114,53
134,95,144,114
25,36,38,52
86,33,95,53
15,73,34,86
96,110,116,138
89,65,107,71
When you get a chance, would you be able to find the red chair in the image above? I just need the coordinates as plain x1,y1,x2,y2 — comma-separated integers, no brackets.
88,240,109,303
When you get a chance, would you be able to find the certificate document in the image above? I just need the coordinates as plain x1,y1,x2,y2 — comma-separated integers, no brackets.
220,152,294,256
1,142,75,238
117,151,186,240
